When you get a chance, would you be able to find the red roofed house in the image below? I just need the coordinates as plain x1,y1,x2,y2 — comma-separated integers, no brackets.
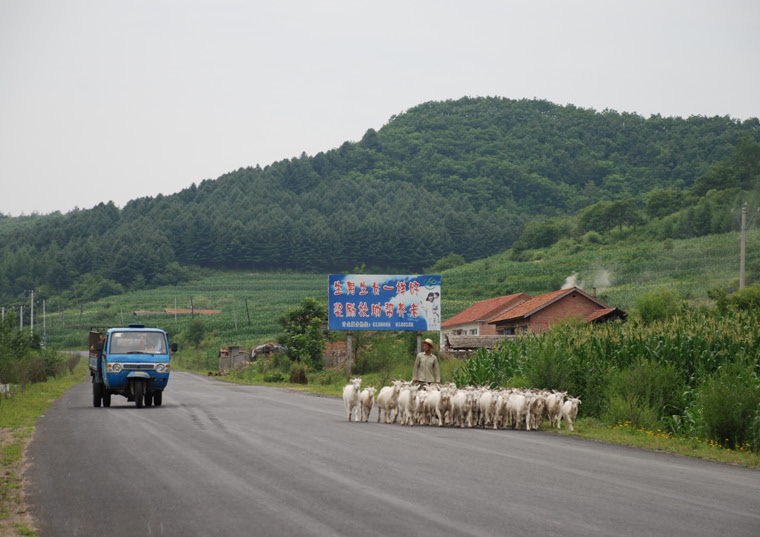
441,293,531,349
488,286,626,335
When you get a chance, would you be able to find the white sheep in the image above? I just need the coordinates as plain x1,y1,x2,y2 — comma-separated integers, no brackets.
451,388,476,428
477,389,498,428
507,391,532,430
560,396,582,432
376,379,403,424
397,383,419,426
342,377,362,422
529,390,547,430
545,390,566,429
413,388,429,425
492,389,511,429
359,386,377,422
423,385,451,426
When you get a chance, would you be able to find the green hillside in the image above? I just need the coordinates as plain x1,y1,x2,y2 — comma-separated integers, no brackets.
2,96,759,310
39,228,757,353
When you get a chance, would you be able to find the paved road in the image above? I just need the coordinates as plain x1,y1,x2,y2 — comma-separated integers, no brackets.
28,372,760,537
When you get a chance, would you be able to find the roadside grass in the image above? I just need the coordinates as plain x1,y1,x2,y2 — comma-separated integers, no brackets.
568,418,760,469
0,359,88,537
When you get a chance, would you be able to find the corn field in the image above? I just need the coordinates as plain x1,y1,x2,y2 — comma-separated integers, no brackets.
452,310,760,451
41,272,328,349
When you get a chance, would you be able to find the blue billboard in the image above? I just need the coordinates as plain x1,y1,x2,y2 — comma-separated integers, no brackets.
328,274,441,331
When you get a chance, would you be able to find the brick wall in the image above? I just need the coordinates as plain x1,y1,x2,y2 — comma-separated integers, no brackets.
529,292,598,332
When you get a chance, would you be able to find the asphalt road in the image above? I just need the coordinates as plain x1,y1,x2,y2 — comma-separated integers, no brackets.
28,372,760,537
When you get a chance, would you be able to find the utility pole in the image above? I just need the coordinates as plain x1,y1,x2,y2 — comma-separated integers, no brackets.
732,203,760,288
43,299,47,348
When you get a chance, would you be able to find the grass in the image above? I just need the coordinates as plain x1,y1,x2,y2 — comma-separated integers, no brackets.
572,418,760,468
0,359,88,537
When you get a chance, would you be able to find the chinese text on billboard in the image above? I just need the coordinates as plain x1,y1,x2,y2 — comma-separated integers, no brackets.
328,275,441,331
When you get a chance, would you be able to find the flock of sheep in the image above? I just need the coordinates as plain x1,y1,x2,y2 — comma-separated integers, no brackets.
342,378,582,432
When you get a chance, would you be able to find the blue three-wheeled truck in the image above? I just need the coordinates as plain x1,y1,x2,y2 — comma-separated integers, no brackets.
89,325,177,408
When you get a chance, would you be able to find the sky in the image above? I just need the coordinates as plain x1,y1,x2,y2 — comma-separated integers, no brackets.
1,0,758,217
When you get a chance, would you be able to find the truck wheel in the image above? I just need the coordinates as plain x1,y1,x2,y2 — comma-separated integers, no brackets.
144,390,153,407
153,391,162,406
103,390,111,407
92,381,103,408
134,380,144,408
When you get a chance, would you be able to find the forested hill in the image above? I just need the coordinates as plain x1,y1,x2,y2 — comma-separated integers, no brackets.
1,96,759,305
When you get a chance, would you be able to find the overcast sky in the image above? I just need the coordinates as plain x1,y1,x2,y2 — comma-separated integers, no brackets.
1,0,758,216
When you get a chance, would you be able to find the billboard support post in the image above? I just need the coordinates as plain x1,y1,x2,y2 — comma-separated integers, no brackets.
346,331,353,377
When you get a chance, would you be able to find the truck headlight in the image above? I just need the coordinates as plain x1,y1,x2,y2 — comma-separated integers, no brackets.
156,363,167,373
110,363,123,373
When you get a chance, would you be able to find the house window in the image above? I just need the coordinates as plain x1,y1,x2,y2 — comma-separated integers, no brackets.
469,329,478,335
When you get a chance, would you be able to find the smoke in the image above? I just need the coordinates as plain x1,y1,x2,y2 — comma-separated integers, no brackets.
561,273,578,289
592,269,611,292
560,270,612,293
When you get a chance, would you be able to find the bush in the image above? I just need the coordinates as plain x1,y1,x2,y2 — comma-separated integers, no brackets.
719,284,760,312
258,351,291,375
634,288,681,323
523,340,574,393
264,371,287,383
66,353,81,374
602,358,683,430
582,231,603,245
427,253,466,272
696,358,760,450
289,363,308,384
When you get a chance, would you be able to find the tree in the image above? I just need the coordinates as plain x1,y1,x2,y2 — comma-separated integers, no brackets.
184,319,206,349
607,198,644,232
578,201,614,234
645,188,684,219
427,253,466,272
511,218,570,253
277,297,329,371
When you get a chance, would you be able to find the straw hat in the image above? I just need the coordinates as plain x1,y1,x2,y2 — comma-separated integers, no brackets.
423,338,435,347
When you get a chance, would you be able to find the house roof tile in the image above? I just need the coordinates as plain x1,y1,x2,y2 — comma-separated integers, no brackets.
442,293,529,327
489,287,609,323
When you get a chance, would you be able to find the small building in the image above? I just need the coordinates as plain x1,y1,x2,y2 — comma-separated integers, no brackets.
489,286,626,335
442,293,531,337
219,345,249,372
441,293,531,350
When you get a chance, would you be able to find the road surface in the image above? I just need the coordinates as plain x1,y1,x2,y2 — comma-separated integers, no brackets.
27,372,760,536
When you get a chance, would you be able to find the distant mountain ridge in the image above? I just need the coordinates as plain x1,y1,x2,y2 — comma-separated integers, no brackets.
1,96,758,305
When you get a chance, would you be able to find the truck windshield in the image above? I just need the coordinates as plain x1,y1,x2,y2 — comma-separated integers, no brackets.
110,332,166,354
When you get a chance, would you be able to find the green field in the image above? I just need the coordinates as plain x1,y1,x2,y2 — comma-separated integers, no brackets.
39,229,757,352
